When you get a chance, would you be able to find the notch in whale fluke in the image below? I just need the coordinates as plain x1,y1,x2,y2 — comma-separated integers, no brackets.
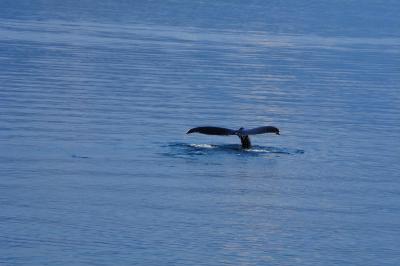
186,126,280,149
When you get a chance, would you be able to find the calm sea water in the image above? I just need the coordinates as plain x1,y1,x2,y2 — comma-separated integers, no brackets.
1,1,399,265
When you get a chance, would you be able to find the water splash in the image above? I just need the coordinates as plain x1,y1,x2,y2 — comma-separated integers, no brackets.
162,142,304,159
189,144,216,149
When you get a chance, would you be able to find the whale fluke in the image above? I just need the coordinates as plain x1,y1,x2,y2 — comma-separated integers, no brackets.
186,127,236,136
241,126,280,135
186,126,280,149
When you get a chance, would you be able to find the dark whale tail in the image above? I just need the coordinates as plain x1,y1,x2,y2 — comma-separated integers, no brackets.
239,135,252,149
186,126,280,149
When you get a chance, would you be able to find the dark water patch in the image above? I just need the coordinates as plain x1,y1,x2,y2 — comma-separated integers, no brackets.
71,154,90,159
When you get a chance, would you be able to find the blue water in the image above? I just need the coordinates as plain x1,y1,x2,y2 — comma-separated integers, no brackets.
1,1,399,265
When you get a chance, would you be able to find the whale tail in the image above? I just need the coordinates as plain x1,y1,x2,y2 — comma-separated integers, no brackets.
186,126,279,149
239,135,252,149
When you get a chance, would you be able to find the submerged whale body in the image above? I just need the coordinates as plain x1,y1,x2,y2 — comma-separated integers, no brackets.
186,126,280,149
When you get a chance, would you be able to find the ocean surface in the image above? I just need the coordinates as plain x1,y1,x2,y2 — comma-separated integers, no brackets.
1,1,399,265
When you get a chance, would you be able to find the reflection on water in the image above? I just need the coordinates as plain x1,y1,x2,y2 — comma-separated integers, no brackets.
1,1,400,265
